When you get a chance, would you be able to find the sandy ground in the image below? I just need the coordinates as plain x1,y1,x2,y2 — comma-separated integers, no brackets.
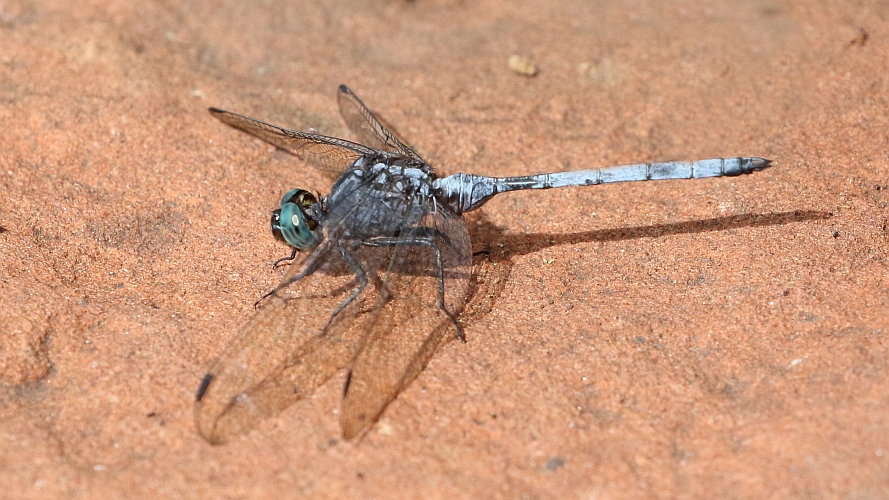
1,0,888,498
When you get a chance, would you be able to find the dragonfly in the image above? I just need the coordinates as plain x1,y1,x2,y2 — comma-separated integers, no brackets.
195,84,771,444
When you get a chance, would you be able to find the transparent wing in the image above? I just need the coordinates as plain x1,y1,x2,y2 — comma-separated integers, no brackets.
339,210,472,439
209,107,376,176
193,174,391,444
336,85,424,163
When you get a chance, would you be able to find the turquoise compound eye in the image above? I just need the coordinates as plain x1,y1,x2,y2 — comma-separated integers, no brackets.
270,188,321,250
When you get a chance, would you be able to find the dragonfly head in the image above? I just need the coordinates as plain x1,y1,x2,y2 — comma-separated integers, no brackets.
271,188,321,250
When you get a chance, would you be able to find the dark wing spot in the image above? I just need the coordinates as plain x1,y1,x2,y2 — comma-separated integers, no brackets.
196,373,213,402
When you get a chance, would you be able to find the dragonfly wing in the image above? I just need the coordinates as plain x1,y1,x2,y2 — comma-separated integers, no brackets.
339,210,472,439
209,108,376,176
336,85,424,162
194,239,389,444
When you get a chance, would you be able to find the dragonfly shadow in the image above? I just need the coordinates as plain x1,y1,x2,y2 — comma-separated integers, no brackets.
460,210,832,326
495,209,832,257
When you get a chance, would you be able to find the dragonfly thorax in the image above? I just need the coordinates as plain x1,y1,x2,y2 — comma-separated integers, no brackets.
323,157,439,242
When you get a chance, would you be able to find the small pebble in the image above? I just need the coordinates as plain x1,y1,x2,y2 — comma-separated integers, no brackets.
508,55,538,76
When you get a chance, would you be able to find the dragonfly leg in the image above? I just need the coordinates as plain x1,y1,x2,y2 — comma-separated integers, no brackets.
272,247,298,268
430,239,464,342
333,246,369,320
359,226,452,248
360,228,465,342
254,242,331,308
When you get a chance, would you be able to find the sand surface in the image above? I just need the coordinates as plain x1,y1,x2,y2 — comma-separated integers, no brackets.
1,0,888,498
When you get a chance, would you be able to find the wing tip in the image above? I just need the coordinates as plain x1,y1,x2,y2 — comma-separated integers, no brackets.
195,373,213,402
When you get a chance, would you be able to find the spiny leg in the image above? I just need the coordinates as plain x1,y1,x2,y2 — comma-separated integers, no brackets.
331,245,369,319
272,247,298,268
255,242,371,324
361,228,464,341
254,243,332,307
361,226,454,250
430,239,464,342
